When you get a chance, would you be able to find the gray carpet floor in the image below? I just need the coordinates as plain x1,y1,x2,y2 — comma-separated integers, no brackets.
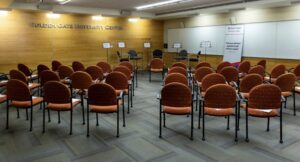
0,72,300,162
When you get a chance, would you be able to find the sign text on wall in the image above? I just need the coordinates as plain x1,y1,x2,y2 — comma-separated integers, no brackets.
31,23,123,30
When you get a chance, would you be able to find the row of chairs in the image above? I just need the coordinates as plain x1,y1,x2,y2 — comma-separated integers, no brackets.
0,60,139,137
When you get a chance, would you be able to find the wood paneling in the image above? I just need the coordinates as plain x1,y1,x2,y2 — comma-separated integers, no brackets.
0,10,164,73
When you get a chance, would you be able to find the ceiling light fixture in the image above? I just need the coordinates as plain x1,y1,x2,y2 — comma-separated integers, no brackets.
128,18,139,23
47,13,60,19
92,15,104,21
136,0,193,10
57,0,71,5
0,10,9,16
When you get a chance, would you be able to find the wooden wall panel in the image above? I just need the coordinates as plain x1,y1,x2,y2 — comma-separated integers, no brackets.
0,10,164,73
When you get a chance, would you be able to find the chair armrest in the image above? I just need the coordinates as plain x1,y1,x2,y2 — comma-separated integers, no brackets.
117,90,124,100
157,93,161,100
281,95,286,102
239,93,248,102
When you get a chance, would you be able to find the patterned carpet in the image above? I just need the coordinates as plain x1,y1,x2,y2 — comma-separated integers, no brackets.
0,72,300,162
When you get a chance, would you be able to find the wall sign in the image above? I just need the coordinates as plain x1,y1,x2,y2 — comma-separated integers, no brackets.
31,23,123,30
223,25,244,63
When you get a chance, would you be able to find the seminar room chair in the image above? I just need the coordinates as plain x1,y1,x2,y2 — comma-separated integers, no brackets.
159,82,194,140
37,64,50,82
86,83,125,138
288,64,300,81
164,73,189,86
17,63,38,82
243,84,283,143
70,71,93,125
149,58,165,82
105,71,131,113
264,64,286,83
97,61,112,77
194,62,212,71
72,61,85,72
238,61,251,78
51,60,62,72
220,66,239,89
257,59,267,69
9,69,40,92
43,81,81,135
274,73,296,115
119,61,135,92
168,66,188,78
6,79,43,131
248,65,265,78
152,49,163,59
85,65,104,83
200,84,238,141
216,61,232,73
171,62,187,70
58,65,74,84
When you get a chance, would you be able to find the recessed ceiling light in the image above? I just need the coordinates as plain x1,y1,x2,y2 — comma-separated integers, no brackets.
128,18,139,23
136,0,193,10
47,13,60,19
57,0,71,5
92,15,104,21
0,10,9,16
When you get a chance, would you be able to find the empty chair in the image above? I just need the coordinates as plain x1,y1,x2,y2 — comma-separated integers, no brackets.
97,61,112,76
290,64,300,81
113,66,134,103
195,62,211,70
152,49,163,59
274,73,296,115
70,71,93,124
239,74,263,99
164,73,188,86
201,84,237,141
51,60,62,71
120,61,135,86
40,70,60,87
43,81,80,135
72,61,85,72
265,64,286,83
171,62,187,69
175,49,188,61
17,63,38,81
87,83,125,137
85,65,104,82
117,51,129,62
9,70,40,91
238,61,251,77
58,65,74,83
37,64,50,81
194,67,215,88
6,79,43,131
220,66,239,87
159,82,193,140
216,61,232,73
243,84,283,143
257,59,266,69
168,66,187,77
149,58,164,82
106,72,131,113
248,65,265,77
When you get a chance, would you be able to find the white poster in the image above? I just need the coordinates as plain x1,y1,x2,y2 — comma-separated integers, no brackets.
223,25,244,63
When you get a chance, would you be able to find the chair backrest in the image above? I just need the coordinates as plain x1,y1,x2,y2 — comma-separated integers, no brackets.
150,58,164,69
178,49,188,57
205,84,236,109
37,64,50,78
96,61,112,74
270,64,286,78
194,67,214,82
294,64,300,77
238,61,251,74
216,61,232,73
202,73,226,92
171,62,187,69
153,49,163,58
51,60,62,71
168,67,187,77
220,66,239,83
128,50,138,58
6,79,31,101
113,66,131,80
44,81,71,103
165,73,188,86
106,71,128,90
9,69,28,84
119,61,134,72
240,74,263,93
70,71,93,90
195,62,211,70
88,83,117,106
274,73,296,92
257,59,266,69
85,65,104,81
248,65,265,77
248,84,281,109
58,65,74,79
161,82,191,107
72,61,85,72
40,70,60,87
17,63,31,76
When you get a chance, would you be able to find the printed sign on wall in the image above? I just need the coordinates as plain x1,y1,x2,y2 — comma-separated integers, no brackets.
223,25,244,63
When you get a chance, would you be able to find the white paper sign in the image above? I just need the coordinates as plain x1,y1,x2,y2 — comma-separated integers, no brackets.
118,42,125,48
103,42,111,49
144,42,151,48
173,43,181,48
223,25,244,63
